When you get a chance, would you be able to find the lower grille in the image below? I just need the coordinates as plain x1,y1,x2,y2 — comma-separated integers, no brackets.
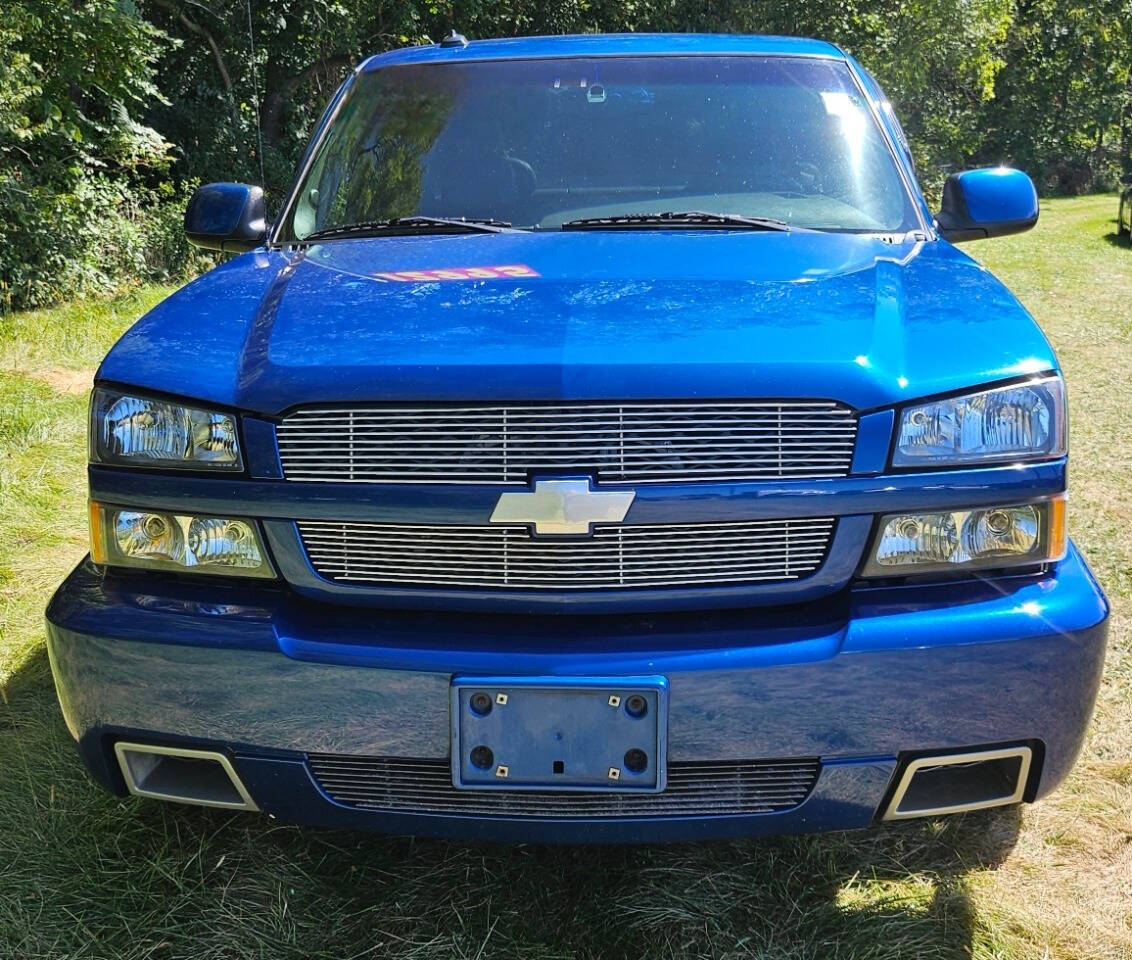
297,517,836,590
308,755,820,817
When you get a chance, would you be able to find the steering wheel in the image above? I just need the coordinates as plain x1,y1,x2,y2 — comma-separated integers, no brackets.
501,154,537,196
789,161,822,194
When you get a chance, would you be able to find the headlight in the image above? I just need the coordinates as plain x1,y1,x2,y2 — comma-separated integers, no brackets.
91,389,241,469
893,376,1065,467
89,503,274,578
859,497,1066,577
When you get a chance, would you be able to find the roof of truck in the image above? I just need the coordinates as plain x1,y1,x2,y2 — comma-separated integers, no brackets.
359,33,844,71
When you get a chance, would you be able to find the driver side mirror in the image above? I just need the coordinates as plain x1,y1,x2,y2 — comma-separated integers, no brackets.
184,182,267,252
935,167,1038,243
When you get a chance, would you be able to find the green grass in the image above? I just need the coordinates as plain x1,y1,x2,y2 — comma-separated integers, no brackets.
1,199,1129,960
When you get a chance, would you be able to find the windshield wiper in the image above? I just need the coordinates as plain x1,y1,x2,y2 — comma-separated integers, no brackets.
561,211,801,232
301,216,517,242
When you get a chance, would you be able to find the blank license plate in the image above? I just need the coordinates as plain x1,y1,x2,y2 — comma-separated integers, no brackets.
451,676,667,792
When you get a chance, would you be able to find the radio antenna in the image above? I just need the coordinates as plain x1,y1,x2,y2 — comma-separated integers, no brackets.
245,0,267,191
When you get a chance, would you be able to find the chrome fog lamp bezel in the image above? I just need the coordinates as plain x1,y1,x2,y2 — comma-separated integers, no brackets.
859,497,1066,578
90,387,243,471
891,375,1066,469
89,503,275,578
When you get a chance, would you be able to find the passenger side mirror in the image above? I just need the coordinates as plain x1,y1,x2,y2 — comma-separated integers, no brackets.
184,182,267,252
935,167,1038,243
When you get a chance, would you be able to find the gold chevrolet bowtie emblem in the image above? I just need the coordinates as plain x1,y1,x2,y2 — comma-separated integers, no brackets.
490,479,636,535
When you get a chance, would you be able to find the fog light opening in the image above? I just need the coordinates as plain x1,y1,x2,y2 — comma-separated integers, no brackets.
863,497,1065,578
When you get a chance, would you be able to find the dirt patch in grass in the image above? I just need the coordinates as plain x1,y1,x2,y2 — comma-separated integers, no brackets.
27,367,93,395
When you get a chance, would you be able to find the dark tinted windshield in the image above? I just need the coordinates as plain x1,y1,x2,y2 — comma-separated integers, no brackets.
283,56,919,238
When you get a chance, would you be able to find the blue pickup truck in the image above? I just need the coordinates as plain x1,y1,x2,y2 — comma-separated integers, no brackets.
46,34,1109,843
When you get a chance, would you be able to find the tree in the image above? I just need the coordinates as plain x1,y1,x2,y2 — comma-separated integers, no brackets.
142,0,429,197
0,1,175,309
5,0,1131,309
978,0,1132,191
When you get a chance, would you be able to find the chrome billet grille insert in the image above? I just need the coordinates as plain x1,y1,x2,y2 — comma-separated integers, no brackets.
276,401,857,484
297,517,835,590
308,755,820,817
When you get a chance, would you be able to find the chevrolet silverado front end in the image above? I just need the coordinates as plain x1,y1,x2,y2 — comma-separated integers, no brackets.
46,34,1109,843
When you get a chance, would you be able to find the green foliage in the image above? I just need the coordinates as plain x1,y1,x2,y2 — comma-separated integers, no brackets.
0,175,212,312
2,0,1131,310
977,0,1132,193
0,1,207,310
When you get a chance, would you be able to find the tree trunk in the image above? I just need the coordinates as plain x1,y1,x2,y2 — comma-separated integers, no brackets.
260,56,288,148
1122,67,1132,179
261,53,353,148
152,0,238,129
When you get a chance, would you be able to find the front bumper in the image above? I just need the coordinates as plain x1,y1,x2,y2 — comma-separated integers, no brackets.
46,544,1109,843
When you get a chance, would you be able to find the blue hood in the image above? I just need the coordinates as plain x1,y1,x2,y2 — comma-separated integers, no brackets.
98,231,1056,415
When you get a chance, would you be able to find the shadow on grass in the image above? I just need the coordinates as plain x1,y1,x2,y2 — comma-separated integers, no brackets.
1,642,1021,960
1100,222,1131,248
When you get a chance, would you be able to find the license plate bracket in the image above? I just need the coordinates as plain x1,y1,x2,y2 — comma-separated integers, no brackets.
451,676,668,792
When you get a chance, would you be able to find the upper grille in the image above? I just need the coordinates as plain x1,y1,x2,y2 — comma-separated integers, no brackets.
297,516,835,590
276,401,858,484
308,755,820,818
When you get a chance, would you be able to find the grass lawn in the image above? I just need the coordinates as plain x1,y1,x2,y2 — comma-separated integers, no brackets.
0,196,1129,960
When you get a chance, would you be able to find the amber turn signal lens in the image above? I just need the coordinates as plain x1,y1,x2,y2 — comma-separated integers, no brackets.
1047,494,1068,562
88,500,108,564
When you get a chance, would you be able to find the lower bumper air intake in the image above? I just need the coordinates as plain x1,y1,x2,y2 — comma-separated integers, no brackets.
115,742,259,812
308,755,821,817
881,746,1033,820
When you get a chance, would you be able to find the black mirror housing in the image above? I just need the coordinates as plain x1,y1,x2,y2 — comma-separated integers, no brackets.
935,167,1039,243
185,183,267,252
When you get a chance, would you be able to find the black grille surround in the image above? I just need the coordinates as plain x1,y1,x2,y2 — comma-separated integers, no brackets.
308,755,821,817
276,400,858,485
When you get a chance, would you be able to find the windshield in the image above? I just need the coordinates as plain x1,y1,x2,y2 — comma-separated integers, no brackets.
282,56,920,239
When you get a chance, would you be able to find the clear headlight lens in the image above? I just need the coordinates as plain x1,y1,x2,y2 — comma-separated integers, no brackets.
91,389,241,469
893,376,1065,467
89,503,274,578
860,497,1066,577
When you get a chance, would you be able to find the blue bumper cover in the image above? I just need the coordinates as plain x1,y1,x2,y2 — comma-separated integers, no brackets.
45,545,1108,843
